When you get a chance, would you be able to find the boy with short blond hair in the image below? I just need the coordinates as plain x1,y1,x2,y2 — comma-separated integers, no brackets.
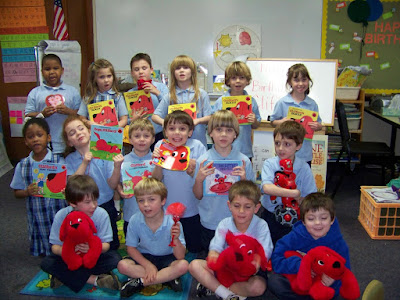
189,180,273,300
40,175,121,293
261,121,317,244
269,192,351,299
118,178,188,298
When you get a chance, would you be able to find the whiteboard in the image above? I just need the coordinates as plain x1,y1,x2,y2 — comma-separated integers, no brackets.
245,58,337,125
93,0,323,92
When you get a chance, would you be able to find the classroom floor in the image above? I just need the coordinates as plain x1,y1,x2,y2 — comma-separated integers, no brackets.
1,163,399,299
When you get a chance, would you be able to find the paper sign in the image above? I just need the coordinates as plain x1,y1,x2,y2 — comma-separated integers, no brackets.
0,6,46,28
2,61,36,83
7,96,27,137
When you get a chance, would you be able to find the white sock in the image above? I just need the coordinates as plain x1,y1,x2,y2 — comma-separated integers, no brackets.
114,199,121,211
94,275,99,286
215,285,232,299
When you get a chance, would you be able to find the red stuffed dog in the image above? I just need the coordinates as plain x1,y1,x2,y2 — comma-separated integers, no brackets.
284,246,360,300
207,231,269,287
59,211,102,271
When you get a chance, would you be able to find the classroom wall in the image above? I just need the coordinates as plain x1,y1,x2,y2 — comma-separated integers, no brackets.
93,0,323,92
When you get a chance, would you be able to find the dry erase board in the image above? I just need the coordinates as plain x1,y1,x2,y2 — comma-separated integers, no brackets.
321,0,400,94
245,58,338,125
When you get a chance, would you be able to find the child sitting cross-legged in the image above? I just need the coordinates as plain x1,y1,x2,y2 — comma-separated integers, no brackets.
117,177,189,298
189,180,273,300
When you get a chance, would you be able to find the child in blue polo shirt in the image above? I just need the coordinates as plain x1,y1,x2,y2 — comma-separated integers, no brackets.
213,61,261,159
193,110,255,251
118,178,188,298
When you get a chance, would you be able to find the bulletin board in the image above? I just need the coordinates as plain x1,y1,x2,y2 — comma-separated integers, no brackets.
245,58,338,125
321,0,400,94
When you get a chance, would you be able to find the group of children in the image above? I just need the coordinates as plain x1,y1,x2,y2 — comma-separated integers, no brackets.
10,52,354,299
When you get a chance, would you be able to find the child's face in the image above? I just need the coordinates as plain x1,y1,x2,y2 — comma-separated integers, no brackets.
164,121,193,147
290,74,309,95
174,65,192,86
70,194,98,217
227,75,249,95
65,119,90,149
131,59,153,81
303,208,334,240
274,133,302,161
95,67,114,93
209,126,236,152
136,194,166,220
129,129,154,156
228,195,260,230
24,124,51,156
42,59,64,87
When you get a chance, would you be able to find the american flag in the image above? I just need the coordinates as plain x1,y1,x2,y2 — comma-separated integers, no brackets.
53,0,69,40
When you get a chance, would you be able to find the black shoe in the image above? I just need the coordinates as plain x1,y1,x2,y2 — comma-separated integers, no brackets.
50,275,63,289
196,282,213,297
120,278,144,298
96,272,120,290
164,277,182,292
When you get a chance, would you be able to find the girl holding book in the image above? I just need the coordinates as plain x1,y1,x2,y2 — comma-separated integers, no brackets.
62,115,124,250
152,55,212,147
10,118,67,256
192,110,255,250
213,61,261,159
270,63,322,164
78,58,128,128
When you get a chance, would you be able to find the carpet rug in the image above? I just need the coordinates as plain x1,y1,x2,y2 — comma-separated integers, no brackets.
20,252,196,299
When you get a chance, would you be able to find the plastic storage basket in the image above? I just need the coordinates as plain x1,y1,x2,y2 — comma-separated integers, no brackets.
359,186,400,240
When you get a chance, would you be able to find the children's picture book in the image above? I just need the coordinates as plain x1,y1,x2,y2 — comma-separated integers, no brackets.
121,160,154,195
45,94,65,107
222,95,252,125
168,103,196,119
287,106,318,140
153,140,190,171
32,162,67,199
311,135,328,193
87,99,118,126
203,160,242,196
124,90,154,118
90,124,123,161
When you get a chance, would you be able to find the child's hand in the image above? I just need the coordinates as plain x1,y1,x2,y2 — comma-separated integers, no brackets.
186,159,196,177
251,253,262,271
143,82,159,96
131,107,146,121
75,242,89,255
196,160,215,182
193,118,199,126
42,105,56,117
143,263,158,284
117,184,134,198
308,121,323,131
113,154,124,168
292,189,301,200
232,160,246,180
321,274,335,287
27,182,38,196
246,112,256,124
55,103,70,115
206,252,219,269
171,223,181,241
83,152,93,164
152,147,161,159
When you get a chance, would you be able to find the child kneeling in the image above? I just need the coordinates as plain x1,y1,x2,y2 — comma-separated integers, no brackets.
117,177,189,298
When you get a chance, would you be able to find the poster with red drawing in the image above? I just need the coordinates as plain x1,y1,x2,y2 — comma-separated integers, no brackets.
222,95,252,125
32,162,67,199
153,141,190,171
124,90,154,118
88,99,118,126
45,94,65,107
203,160,242,196
90,125,123,161
121,160,154,195
287,107,318,140
168,103,196,119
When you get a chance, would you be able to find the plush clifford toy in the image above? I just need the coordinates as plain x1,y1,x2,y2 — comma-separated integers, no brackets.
207,231,269,287
284,246,360,300
59,211,102,271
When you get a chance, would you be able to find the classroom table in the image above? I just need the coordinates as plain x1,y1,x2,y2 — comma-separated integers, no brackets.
364,106,400,153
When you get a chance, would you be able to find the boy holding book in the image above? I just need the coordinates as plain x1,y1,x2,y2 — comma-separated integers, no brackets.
193,110,255,251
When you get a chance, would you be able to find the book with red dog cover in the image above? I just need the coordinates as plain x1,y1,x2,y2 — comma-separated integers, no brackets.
153,140,190,171
287,107,318,140
121,160,154,195
222,95,252,125
87,99,118,126
90,125,123,161
168,103,196,119
124,90,155,119
32,162,67,199
203,160,242,196
45,94,65,107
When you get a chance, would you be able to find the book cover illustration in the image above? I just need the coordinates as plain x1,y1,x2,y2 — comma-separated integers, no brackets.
45,94,65,107
203,160,242,196
153,140,190,171
87,99,118,126
222,95,252,125
287,106,318,140
168,103,196,119
124,90,154,118
121,160,154,195
311,135,328,193
90,124,123,161
32,162,67,199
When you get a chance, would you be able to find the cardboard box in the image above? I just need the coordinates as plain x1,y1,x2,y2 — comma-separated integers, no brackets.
336,87,360,100
334,117,361,131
